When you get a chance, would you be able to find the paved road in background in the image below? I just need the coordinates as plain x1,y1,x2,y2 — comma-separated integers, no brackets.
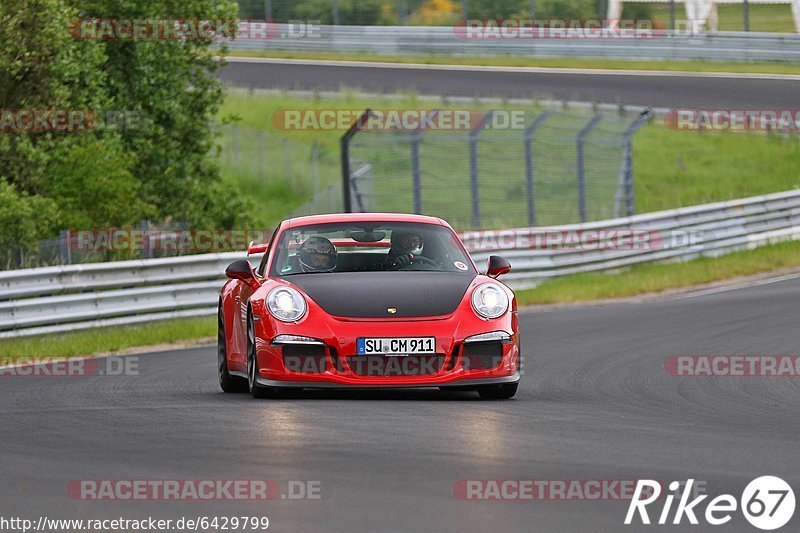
218,58,800,109
3,277,800,532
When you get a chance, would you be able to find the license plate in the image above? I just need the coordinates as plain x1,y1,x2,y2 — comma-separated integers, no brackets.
357,337,436,356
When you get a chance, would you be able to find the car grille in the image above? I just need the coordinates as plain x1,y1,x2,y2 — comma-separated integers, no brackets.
345,355,445,376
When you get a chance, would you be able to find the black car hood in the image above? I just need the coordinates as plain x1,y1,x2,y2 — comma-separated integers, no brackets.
286,272,476,318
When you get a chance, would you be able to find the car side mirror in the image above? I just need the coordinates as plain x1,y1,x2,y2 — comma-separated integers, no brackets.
486,255,511,279
226,259,256,283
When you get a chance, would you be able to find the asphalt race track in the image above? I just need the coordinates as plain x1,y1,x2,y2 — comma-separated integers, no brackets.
218,58,800,109
2,276,799,532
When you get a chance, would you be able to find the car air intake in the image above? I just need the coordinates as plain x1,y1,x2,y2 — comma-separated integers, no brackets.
282,344,327,374
461,341,504,371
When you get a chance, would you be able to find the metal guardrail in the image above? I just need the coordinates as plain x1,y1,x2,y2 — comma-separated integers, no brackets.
0,253,249,339
468,189,800,288
1,189,800,337
225,25,800,62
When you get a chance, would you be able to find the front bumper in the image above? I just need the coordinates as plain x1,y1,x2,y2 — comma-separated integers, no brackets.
256,372,520,389
252,311,520,388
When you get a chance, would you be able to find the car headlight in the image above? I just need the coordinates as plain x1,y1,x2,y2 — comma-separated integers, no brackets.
471,283,509,319
267,286,307,322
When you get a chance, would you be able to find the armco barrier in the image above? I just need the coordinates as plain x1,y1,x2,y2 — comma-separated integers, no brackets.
225,25,800,63
1,189,800,337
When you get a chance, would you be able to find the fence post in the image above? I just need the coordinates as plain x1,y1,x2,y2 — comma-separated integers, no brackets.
283,138,292,179
669,0,676,31
258,131,266,181
469,111,494,229
622,110,652,217
524,111,552,227
340,109,373,213
59,229,72,265
411,132,422,214
409,109,437,215
231,125,240,170
311,141,320,197
744,0,750,31
576,115,603,223
141,220,152,260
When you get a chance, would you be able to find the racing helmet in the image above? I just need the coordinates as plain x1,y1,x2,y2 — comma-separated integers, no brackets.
298,236,337,273
391,230,424,256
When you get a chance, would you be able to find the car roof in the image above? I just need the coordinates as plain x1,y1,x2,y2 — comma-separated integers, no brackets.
283,212,448,229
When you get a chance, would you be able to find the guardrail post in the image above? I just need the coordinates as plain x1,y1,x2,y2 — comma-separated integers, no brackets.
576,115,603,223
524,111,552,227
469,111,494,228
340,109,373,213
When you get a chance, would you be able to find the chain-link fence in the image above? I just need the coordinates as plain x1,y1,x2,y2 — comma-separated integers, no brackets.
216,123,338,202
342,109,651,230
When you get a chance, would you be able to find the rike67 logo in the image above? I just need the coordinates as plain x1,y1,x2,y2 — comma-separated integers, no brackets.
625,477,795,530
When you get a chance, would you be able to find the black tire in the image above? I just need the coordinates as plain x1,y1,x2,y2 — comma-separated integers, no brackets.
218,304,247,393
477,382,518,400
247,310,274,399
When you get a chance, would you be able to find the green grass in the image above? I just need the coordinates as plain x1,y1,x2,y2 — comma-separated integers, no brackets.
0,317,215,361
634,126,800,212
515,239,800,304
225,49,800,76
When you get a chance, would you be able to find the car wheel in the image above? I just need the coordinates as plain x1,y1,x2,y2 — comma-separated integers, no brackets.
477,382,518,400
218,304,247,393
247,310,273,399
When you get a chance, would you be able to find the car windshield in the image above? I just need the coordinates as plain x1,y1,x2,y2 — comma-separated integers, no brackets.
269,222,475,276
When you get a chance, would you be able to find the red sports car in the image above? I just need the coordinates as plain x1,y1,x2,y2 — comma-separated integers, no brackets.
217,213,520,399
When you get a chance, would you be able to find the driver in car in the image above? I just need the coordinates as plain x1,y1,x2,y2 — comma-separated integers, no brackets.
385,230,435,269
294,236,337,273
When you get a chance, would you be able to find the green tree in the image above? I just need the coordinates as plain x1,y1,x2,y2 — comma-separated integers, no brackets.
72,0,240,227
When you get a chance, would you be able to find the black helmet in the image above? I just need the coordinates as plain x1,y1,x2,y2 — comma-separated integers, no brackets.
391,230,424,256
298,236,337,272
